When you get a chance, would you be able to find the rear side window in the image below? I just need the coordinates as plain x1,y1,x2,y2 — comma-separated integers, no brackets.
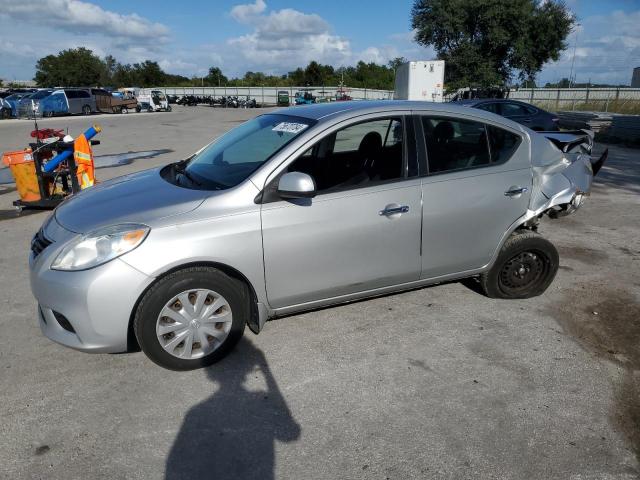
422,117,490,173
78,90,90,98
487,126,521,164
422,117,521,174
65,90,78,99
501,102,529,117
476,102,500,114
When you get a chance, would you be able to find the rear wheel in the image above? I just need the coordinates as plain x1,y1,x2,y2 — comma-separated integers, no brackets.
82,105,91,115
120,106,128,114
136,105,142,113
480,231,558,299
134,267,248,370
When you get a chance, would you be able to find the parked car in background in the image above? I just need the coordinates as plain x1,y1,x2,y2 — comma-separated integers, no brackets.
138,90,170,112
4,92,30,117
39,89,95,117
64,88,95,115
277,90,290,106
1,96,12,118
456,99,559,131
0,88,36,99
92,88,139,114
17,89,54,118
40,90,70,117
294,90,315,105
29,101,606,370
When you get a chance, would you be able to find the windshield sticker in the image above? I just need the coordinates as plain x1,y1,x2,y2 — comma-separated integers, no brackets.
272,122,308,134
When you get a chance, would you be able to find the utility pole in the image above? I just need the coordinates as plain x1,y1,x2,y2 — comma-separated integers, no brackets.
568,23,581,88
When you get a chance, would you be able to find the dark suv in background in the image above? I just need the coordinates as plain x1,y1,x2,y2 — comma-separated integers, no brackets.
457,99,559,131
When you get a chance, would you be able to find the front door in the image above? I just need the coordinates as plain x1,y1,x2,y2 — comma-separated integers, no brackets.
261,115,423,309
418,115,532,278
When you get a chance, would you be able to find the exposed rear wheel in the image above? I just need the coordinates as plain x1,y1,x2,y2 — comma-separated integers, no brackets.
480,231,558,299
134,267,248,370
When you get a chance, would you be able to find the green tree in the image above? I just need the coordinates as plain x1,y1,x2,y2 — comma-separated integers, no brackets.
205,66,228,86
34,47,106,86
411,0,574,89
388,57,408,72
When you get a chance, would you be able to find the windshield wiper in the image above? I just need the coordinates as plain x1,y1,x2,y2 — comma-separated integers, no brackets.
172,160,202,187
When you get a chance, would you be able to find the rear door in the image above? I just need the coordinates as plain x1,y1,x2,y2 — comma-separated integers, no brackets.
417,114,532,278
261,114,423,309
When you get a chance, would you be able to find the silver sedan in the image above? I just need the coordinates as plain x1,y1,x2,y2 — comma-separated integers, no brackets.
29,101,606,370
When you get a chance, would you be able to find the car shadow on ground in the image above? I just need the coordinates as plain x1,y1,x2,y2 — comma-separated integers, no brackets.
165,338,300,480
592,145,640,195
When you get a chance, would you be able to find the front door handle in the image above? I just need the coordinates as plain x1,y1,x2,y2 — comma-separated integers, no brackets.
379,204,409,216
504,186,528,197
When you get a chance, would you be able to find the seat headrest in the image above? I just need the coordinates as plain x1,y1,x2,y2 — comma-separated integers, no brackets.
358,131,382,157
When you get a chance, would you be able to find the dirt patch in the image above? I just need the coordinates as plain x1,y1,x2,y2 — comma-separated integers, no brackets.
545,286,640,464
557,245,609,264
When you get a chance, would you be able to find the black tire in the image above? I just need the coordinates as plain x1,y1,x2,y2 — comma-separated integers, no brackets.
134,267,248,370
480,231,558,299
147,107,153,113
136,105,142,113
167,105,172,112
120,106,128,114
82,105,91,115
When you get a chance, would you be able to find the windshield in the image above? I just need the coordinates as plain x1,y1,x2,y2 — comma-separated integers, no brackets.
182,114,315,190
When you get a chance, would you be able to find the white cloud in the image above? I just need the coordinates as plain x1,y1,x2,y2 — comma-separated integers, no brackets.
230,0,266,23
0,0,169,43
226,3,351,72
538,10,640,85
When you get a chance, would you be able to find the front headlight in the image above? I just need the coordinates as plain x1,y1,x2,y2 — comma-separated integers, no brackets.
51,224,149,271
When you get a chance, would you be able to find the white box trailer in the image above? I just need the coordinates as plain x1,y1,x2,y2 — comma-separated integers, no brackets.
394,60,445,102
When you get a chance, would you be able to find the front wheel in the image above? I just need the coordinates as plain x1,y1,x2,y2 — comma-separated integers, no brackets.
136,105,142,113
134,267,248,370
167,105,172,112
120,106,128,114
82,105,91,115
480,231,558,299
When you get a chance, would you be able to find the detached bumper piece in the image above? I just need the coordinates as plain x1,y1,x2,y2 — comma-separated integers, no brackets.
591,148,608,176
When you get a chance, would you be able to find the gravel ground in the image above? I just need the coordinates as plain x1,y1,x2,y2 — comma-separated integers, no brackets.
0,106,638,479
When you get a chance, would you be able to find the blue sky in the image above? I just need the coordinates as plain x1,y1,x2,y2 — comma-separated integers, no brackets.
1,0,639,85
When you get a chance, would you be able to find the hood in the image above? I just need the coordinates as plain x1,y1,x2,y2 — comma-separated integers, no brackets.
55,167,209,233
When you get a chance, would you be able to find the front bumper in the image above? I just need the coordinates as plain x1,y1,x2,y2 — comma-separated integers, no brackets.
29,229,154,353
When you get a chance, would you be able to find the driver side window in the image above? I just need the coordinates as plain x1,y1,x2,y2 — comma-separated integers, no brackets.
287,117,405,193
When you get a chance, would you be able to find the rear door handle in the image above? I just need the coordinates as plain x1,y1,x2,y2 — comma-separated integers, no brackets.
379,204,409,216
504,186,528,197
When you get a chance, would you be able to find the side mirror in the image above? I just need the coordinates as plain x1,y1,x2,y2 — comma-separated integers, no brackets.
277,172,316,199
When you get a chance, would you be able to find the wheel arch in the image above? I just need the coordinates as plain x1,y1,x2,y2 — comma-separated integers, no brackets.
126,261,265,352
483,215,538,272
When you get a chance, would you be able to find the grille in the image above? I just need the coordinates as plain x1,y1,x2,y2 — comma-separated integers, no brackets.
31,228,53,257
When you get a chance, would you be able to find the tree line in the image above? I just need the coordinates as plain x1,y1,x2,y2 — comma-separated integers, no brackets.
33,47,406,90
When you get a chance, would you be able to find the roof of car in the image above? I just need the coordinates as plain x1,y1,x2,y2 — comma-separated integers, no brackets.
275,100,510,123
453,98,529,106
